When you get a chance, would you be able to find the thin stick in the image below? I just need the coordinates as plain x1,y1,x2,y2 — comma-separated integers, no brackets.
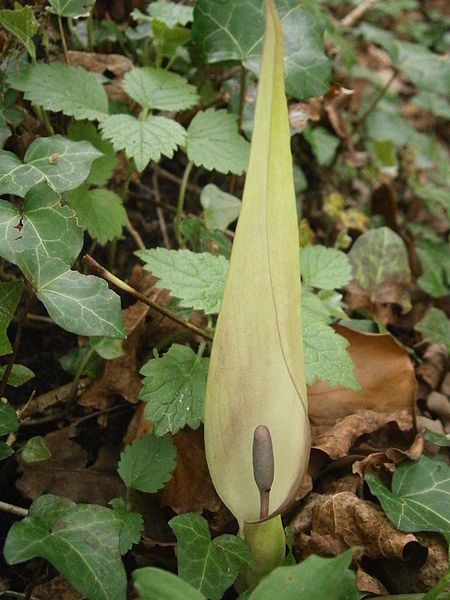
57,14,70,63
341,0,380,27
153,170,172,249
126,217,146,250
355,70,397,129
153,164,201,194
0,500,28,518
83,254,214,341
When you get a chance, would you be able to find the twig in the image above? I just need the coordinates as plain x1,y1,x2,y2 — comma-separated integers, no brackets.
341,0,380,27
126,217,146,250
26,313,54,325
0,500,28,518
153,170,172,249
83,254,214,341
354,70,397,129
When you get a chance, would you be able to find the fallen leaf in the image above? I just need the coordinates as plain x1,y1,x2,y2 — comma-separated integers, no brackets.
308,326,416,424
356,567,388,595
34,575,83,600
416,343,448,390
352,432,424,478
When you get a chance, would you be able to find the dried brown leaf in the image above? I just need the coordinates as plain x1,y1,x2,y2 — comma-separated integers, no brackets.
416,343,448,389
353,432,424,478
34,576,83,600
356,568,388,595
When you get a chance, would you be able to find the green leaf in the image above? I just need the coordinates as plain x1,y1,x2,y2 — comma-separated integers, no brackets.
169,513,252,600
303,126,340,167
186,109,250,175
0,441,14,460
21,436,52,463
100,114,186,172
117,434,176,493
365,101,415,148
133,567,204,600
123,67,198,112
0,281,22,356
136,248,228,314
48,0,95,18
89,336,124,360
416,240,450,298
200,184,241,231
148,1,193,27
109,497,144,555
424,430,450,448
366,456,450,544
192,0,330,99
0,135,102,196
0,364,34,387
68,121,117,186
68,186,127,245
152,20,191,58
302,320,359,390
300,245,352,290
412,91,450,121
415,307,450,352
396,41,450,96
248,548,358,600
0,6,38,59
4,494,127,600
140,344,209,436
8,63,109,121
0,402,19,436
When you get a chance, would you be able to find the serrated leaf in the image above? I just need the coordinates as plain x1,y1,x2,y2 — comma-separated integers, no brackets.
48,0,95,18
200,184,241,231
22,436,51,463
0,135,102,196
109,497,144,555
100,114,186,172
68,121,117,186
186,109,250,175
303,125,340,167
0,6,38,59
0,281,22,356
140,344,209,436
4,494,127,600
8,63,108,121
300,245,352,290
416,240,450,298
169,513,252,600
415,307,450,352
366,456,450,543
0,364,34,387
192,0,330,99
0,403,19,436
136,248,228,314
68,186,127,245
148,1,193,27
248,548,358,600
123,67,198,112
133,567,204,600
117,434,176,493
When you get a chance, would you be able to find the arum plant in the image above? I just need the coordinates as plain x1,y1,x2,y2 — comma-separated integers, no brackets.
204,0,310,582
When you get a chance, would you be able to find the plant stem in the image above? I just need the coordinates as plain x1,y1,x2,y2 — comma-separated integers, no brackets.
66,345,97,411
175,159,194,247
83,254,214,341
237,65,247,134
57,14,70,63
0,500,28,518
354,70,397,130
153,169,172,249
86,1,96,52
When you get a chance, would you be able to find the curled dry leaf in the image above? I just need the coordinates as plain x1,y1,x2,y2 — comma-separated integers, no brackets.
308,325,416,425
356,567,388,595
352,432,424,478
416,343,448,390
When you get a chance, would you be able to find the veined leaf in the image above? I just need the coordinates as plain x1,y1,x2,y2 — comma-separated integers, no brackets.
0,281,23,356
148,1,193,27
68,121,117,187
0,6,38,59
133,567,204,600
0,364,34,388
48,0,95,18
0,402,19,436
415,307,450,352
300,245,352,290
200,184,241,231
204,0,310,525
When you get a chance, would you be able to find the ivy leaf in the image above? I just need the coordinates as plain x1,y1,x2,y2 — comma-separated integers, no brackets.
117,434,176,493
109,497,144,555
148,1,193,27
0,281,22,356
4,494,127,600
0,6,38,60
396,41,450,96
8,63,109,121
133,567,204,600
192,0,330,99
0,402,19,436
123,67,198,112
22,436,52,463
303,126,340,167
140,344,209,436
416,240,450,298
68,186,127,245
0,364,34,387
0,135,102,196
415,307,450,352
248,548,358,600
186,109,250,175
0,200,21,264
48,0,95,18
68,121,117,186
0,441,14,460
136,248,228,314
100,114,186,172
300,245,352,290
200,184,241,231
169,513,252,600
366,456,450,544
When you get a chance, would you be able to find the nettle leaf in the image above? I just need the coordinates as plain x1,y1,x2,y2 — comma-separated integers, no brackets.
68,121,117,187
148,0,193,27
133,567,204,600
300,245,352,290
200,184,241,231
192,0,330,99
4,494,127,600
136,248,228,314
0,280,22,356
68,186,127,245
22,436,51,463
248,548,358,600
0,364,34,388
123,67,198,112
416,240,450,298
169,513,252,600
186,109,250,175
0,402,19,436
366,456,450,544
100,114,186,172
140,344,209,436
48,0,95,18
8,63,109,121
117,434,176,493
303,125,340,167
0,135,102,196
415,308,450,353
109,497,144,555
0,5,38,60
